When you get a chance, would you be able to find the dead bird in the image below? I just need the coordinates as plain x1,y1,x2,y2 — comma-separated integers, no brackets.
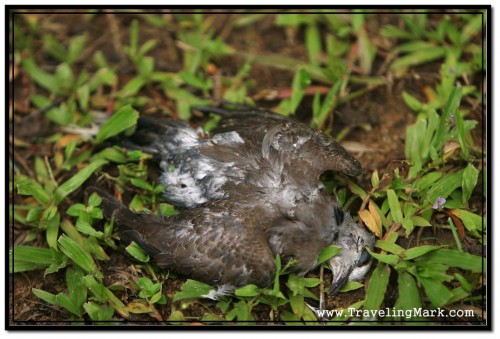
96,104,374,293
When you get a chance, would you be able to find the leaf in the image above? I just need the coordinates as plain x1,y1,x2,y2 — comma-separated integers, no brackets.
462,163,479,204
54,159,108,205
32,288,57,307
395,271,421,311
58,234,97,274
95,105,139,143
387,189,403,224
125,242,150,263
172,279,214,301
449,209,483,237
226,300,254,322
66,266,87,311
12,245,53,264
338,281,364,293
55,293,82,317
67,34,87,64
368,250,400,266
316,245,342,265
417,276,453,308
426,169,465,203
235,284,260,297
364,263,391,310
305,23,322,67
349,181,367,200
290,68,311,114
77,84,90,111
16,179,51,205
390,47,446,72
358,209,382,238
45,212,60,249
418,248,483,272
21,57,58,92
411,215,432,227
375,239,404,255
10,246,66,273
403,245,442,260
125,301,153,314
76,219,104,238
83,275,129,318
84,302,115,321
130,178,154,191
402,91,423,111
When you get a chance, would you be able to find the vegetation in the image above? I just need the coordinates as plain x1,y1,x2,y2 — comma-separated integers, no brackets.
10,9,486,325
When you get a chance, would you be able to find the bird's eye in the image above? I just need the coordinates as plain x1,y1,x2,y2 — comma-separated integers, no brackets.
332,232,339,242
357,248,371,266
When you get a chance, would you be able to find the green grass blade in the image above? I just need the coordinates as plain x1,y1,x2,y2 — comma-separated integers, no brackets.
54,159,108,205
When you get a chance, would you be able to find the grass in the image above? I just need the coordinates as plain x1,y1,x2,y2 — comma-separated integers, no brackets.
10,9,487,325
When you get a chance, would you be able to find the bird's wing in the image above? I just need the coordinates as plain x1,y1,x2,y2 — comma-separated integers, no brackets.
196,106,361,179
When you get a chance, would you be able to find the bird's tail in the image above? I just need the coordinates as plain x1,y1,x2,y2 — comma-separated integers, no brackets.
85,185,163,256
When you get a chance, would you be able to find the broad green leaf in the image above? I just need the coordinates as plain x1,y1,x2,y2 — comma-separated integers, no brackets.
339,281,364,293
130,178,154,191
77,84,90,111
21,57,58,92
462,163,479,204
450,209,483,237
66,266,87,311
226,300,254,322
45,212,60,249
411,215,432,227
125,242,150,263
418,248,483,272
235,284,260,297
364,263,391,310
16,179,51,205
173,279,214,301
387,189,403,223
58,234,97,274
84,302,115,321
390,47,446,72
95,105,139,143
426,169,465,202
375,239,404,255
403,245,442,260
32,288,57,306
316,245,342,264
67,34,87,64
367,250,399,266
76,219,104,238
395,271,421,311
83,275,129,318
55,293,82,317
417,276,453,308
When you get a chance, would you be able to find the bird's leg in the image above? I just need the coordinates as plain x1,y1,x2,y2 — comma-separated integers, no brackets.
319,264,325,311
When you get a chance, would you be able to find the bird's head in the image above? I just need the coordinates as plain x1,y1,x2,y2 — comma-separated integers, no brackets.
326,212,375,295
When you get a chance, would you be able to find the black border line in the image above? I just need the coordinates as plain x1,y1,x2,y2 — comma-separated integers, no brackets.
6,4,492,330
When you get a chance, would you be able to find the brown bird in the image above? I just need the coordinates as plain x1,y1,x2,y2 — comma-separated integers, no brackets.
95,104,374,293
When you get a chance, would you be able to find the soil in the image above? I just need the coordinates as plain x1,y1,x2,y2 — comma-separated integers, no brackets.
9,9,486,325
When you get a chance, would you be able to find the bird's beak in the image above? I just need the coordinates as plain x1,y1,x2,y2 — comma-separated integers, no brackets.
327,258,355,295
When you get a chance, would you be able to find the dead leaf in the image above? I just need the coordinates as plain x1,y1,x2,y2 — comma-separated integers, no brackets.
358,209,382,238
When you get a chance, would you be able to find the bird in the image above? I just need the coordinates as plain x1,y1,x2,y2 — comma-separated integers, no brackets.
95,103,374,294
